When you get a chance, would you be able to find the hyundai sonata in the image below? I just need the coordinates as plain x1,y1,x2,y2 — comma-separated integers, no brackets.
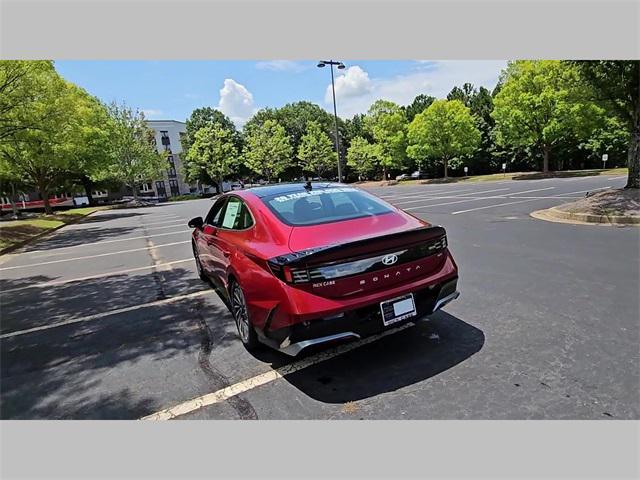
188,183,459,355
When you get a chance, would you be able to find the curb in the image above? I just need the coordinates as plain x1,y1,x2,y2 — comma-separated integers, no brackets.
531,207,640,226
0,209,105,257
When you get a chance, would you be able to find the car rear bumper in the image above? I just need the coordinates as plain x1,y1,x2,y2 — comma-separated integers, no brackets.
257,276,459,356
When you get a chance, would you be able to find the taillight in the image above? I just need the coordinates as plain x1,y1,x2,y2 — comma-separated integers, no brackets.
268,261,310,284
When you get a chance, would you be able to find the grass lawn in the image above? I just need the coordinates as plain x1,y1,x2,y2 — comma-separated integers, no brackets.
0,206,110,252
361,167,629,187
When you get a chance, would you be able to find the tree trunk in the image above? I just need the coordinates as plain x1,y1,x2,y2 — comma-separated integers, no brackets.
39,185,52,215
443,158,449,179
9,182,20,219
542,146,550,173
81,175,95,206
382,166,387,181
626,112,640,189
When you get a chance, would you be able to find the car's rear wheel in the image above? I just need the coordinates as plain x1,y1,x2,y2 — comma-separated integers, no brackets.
230,281,259,350
192,243,208,281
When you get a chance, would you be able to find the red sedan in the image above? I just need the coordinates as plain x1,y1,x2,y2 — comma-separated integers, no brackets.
189,183,459,355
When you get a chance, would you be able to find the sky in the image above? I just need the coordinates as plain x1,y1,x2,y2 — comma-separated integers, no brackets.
55,60,508,127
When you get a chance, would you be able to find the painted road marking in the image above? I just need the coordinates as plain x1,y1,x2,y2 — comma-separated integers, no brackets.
451,197,557,215
141,322,415,420
450,186,611,215
0,241,190,271
392,188,511,206
505,187,556,196
0,259,194,294
0,289,211,339
27,230,190,257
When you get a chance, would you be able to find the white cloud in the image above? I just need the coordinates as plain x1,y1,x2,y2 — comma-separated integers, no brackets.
255,60,307,73
325,61,508,118
217,78,256,127
324,66,372,104
141,108,163,119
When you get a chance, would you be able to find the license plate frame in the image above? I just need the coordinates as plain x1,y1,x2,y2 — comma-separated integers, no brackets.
380,293,417,326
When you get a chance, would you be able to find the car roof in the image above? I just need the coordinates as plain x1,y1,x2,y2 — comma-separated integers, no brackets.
245,182,346,198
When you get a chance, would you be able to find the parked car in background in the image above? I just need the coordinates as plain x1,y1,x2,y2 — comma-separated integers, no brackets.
188,182,459,356
411,170,427,179
396,173,411,181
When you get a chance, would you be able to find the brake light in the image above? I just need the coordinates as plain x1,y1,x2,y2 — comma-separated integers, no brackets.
268,262,310,284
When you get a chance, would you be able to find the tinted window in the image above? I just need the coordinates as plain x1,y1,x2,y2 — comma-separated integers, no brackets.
219,197,254,230
262,187,393,226
205,198,227,226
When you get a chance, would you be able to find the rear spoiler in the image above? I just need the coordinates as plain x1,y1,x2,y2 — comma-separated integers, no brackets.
269,225,446,267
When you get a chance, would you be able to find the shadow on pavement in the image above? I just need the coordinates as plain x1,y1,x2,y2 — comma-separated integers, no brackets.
0,268,236,419
0,267,205,334
252,311,484,404
21,226,139,251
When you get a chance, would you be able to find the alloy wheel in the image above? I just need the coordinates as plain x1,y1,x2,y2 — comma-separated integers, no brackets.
231,285,251,343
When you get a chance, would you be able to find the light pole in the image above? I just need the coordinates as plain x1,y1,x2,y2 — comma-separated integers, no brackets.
317,60,345,183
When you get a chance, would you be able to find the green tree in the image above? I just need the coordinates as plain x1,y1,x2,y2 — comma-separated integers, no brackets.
0,67,81,213
407,99,481,178
63,87,116,205
346,136,380,179
364,100,407,180
570,61,640,188
185,124,238,190
243,119,293,182
182,107,239,186
404,94,436,123
0,60,56,142
492,60,603,173
183,107,238,152
297,121,335,178
107,102,166,200
447,83,476,106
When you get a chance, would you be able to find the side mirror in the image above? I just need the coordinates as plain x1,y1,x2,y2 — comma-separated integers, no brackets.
188,216,204,229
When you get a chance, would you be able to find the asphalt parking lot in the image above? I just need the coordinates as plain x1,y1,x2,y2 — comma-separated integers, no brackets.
1,173,638,420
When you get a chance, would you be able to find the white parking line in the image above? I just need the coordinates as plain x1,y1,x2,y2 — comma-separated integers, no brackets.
27,230,190,257
451,186,611,215
0,289,211,339
451,197,555,215
0,241,190,271
392,188,512,206
140,218,185,226
505,187,556,196
141,322,415,420
0,259,194,294
609,175,627,180
144,222,188,231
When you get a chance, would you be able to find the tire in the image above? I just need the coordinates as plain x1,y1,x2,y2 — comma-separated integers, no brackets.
229,281,259,350
192,243,208,281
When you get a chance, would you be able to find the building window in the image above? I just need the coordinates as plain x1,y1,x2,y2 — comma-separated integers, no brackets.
156,181,167,197
140,182,153,193
161,131,171,146
169,179,180,196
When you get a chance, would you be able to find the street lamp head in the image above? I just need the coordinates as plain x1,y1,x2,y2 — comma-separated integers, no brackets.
337,62,346,70
317,61,326,68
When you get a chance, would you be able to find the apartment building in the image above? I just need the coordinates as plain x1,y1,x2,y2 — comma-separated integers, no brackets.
146,120,192,198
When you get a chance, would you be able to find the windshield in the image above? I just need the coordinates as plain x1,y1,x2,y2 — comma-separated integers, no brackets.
261,187,394,226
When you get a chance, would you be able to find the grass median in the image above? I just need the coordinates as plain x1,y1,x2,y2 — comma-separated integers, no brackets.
359,167,628,187
0,206,110,253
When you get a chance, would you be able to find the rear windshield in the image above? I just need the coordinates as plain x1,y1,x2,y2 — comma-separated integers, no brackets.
261,187,394,226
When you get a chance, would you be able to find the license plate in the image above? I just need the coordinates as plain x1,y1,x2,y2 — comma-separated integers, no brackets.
380,293,417,326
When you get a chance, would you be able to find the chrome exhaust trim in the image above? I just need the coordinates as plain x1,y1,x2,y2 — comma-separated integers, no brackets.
279,332,361,356
432,291,460,313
